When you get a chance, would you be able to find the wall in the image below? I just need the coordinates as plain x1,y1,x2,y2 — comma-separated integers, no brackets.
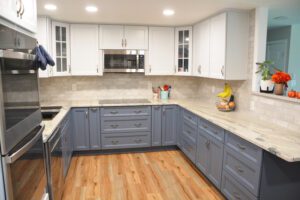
39,74,201,102
288,24,300,91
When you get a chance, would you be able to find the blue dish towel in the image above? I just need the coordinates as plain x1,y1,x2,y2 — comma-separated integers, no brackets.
32,45,55,70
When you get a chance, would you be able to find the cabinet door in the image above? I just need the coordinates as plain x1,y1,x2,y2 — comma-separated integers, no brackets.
162,105,177,146
99,25,124,49
148,27,175,75
52,21,70,76
0,0,37,33
20,0,37,33
62,118,72,177
209,13,226,79
37,17,52,78
207,137,224,188
152,106,162,146
72,108,90,151
196,131,210,174
193,20,210,77
89,108,101,150
175,27,192,75
177,106,183,147
70,24,100,76
124,26,148,50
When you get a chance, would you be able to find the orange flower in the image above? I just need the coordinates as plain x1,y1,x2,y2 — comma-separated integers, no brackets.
272,71,291,84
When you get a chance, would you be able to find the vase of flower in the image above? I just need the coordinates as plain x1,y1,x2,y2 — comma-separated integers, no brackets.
272,71,291,96
274,83,285,95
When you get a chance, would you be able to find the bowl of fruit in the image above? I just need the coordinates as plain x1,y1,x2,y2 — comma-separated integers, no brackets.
216,83,236,112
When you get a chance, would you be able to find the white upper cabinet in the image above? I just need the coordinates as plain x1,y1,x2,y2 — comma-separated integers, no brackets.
209,13,226,79
37,17,52,78
175,27,193,75
209,12,249,80
124,26,148,49
147,27,175,75
52,21,71,76
193,20,210,77
70,24,101,76
99,25,124,49
0,0,37,33
99,25,148,50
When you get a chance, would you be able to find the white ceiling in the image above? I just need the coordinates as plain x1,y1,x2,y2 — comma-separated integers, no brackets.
37,0,300,26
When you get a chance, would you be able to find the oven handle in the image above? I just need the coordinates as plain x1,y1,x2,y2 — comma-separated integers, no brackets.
5,124,45,164
0,49,35,60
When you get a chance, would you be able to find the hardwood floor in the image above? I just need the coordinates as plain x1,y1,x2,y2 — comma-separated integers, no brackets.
62,150,225,200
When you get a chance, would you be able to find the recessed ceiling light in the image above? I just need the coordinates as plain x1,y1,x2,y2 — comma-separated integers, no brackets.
44,4,57,11
86,6,98,13
163,9,175,16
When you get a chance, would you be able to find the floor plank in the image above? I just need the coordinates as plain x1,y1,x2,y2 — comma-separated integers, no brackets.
62,150,225,200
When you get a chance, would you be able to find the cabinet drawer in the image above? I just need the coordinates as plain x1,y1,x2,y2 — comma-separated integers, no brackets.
225,132,262,165
101,116,151,133
182,120,197,143
181,136,197,163
101,106,151,117
101,132,151,149
224,147,261,196
198,118,224,142
222,171,257,200
183,109,197,127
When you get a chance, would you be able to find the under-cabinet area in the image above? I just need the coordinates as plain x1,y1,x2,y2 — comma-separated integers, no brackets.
41,103,300,200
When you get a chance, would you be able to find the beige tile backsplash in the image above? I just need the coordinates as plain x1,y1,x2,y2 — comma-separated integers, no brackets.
39,9,299,131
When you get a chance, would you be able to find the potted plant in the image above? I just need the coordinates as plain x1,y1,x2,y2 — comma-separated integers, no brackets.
256,61,274,93
272,71,291,95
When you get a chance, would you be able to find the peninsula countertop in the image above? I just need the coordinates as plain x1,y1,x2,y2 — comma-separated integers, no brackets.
41,99,300,162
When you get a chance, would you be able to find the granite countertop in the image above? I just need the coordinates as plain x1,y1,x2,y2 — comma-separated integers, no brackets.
41,99,300,162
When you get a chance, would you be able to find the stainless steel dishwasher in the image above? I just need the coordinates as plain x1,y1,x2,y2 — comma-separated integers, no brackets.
44,127,64,200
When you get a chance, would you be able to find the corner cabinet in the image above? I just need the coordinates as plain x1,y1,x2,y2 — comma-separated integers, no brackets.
175,27,193,75
0,0,37,33
52,21,71,76
70,24,101,76
193,11,249,80
99,25,148,50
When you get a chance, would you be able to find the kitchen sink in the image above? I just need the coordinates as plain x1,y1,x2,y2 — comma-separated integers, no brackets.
41,106,62,120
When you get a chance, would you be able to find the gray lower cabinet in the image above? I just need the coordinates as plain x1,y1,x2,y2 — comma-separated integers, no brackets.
61,113,72,177
177,106,183,148
89,108,101,150
152,106,162,146
196,127,224,189
72,108,90,150
101,132,151,149
162,105,177,146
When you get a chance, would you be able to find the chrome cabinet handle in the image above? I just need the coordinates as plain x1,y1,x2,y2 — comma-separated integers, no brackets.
134,123,142,127
110,111,119,114
233,192,241,200
235,166,244,173
85,111,88,118
125,39,127,47
135,139,142,143
111,124,119,128
205,140,210,148
203,125,208,129
237,143,246,150
121,39,124,47
198,65,201,74
111,140,119,145
149,65,152,73
90,108,97,112
221,65,225,77
186,130,191,135
134,110,142,114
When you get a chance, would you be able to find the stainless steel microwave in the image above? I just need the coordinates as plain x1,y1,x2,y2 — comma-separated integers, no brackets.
103,50,145,73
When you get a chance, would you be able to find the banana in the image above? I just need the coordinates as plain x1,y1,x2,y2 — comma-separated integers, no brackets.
217,83,232,99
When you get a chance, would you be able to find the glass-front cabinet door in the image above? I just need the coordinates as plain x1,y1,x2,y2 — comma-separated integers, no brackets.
175,27,193,75
52,21,70,76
